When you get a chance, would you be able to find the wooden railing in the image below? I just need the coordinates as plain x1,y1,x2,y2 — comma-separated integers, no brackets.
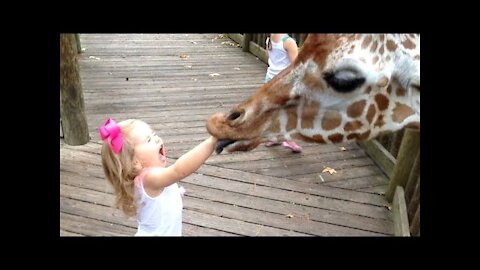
227,33,308,64
226,33,420,237
360,130,420,237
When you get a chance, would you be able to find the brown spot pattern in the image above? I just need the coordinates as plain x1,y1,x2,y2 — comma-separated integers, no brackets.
347,100,366,118
370,40,378,53
269,117,280,133
386,39,397,52
328,133,344,143
344,120,363,132
303,73,325,91
292,133,326,144
361,35,372,49
301,101,320,129
402,38,416,49
366,104,376,124
286,107,297,131
374,114,385,127
392,103,415,123
404,122,420,129
321,110,342,130
374,94,389,111
396,86,406,96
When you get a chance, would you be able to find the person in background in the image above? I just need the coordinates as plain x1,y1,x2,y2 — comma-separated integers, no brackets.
264,33,303,153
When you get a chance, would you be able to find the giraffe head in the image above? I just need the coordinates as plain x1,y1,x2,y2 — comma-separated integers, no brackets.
207,34,420,153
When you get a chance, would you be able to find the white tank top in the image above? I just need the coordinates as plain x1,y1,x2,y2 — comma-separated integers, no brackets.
266,35,292,80
134,168,184,236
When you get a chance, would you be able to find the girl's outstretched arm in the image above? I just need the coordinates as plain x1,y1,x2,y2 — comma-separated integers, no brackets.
144,136,218,193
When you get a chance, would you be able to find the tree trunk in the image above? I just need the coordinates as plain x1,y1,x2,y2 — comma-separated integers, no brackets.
60,34,89,145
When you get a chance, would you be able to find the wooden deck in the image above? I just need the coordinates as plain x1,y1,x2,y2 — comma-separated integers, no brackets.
60,34,394,236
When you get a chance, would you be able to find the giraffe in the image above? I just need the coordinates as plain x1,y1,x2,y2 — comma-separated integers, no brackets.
207,34,420,153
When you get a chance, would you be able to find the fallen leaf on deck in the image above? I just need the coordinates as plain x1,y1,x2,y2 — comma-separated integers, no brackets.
179,54,189,59
322,167,337,175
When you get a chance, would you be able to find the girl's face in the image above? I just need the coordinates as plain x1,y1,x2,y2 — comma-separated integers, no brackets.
131,121,167,168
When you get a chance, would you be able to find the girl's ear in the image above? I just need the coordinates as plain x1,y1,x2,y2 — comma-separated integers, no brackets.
133,158,143,171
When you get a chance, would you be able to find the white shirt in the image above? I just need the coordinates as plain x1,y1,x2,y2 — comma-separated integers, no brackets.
134,168,183,236
266,35,292,81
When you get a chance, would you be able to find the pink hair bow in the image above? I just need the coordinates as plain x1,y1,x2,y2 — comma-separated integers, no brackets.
99,118,123,154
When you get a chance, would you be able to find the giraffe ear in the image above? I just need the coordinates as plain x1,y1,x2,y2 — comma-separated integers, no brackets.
409,76,420,92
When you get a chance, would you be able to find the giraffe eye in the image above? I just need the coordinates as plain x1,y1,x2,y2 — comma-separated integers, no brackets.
324,70,365,93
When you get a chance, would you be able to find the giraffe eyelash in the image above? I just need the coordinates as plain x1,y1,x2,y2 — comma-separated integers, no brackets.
323,70,366,93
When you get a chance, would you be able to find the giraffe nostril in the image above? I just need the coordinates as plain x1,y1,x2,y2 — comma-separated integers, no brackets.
227,111,242,121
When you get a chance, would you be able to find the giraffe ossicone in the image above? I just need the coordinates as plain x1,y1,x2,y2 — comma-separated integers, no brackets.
207,34,420,153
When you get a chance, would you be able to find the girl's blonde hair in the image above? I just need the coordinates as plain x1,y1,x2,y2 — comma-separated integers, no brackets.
100,119,142,216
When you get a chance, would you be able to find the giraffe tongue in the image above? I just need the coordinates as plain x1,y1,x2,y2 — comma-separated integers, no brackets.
215,139,236,154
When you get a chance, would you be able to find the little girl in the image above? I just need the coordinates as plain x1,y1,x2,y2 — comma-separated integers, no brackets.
99,118,218,236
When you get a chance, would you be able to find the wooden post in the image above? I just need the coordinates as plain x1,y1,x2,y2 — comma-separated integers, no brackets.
60,34,90,145
242,33,252,52
389,129,405,158
410,204,420,236
386,128,420,202
392,186,411,236
75,33,82,53
405,151,420,204
407,179,420,222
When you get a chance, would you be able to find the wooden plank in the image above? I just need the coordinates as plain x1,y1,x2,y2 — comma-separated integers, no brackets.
410,204,420,236
386,129,420,202
357,185,387,195
61,170,392,235
295,165,385,183
324,174,389,190
408,178,420,222
227,33,243,45
242,34,251,52
184,209,309,236
392,186,410,236
187,170,390,219
358,140,395,178
61,212,136,236
249,40,268,63
183,183,392,235
405,151,420,205
185,196,386,236
60,229,83,236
